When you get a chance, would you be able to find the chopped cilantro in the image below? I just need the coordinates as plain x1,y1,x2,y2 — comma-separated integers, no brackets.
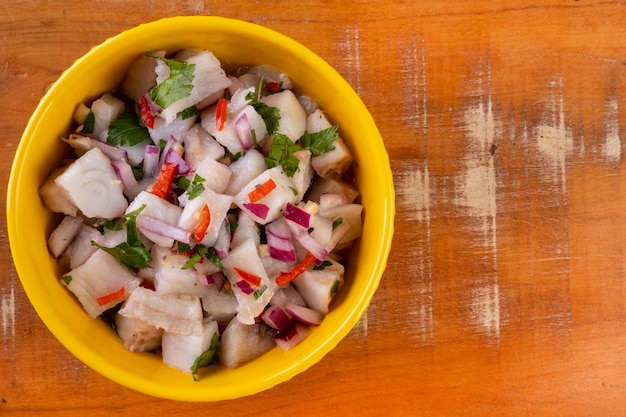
107,113,151,147
91,204,152,269
83,111,95,134
182,245,210,269
253,285,268,300
300,125,338,157
330,278,341,297
178,105,199,120
191,333,219,381
251,101,281,135
149,56,196,109
313,260,333,271
332,217,344,230
175,174,205,200
62,275,73,285
265,134,302,177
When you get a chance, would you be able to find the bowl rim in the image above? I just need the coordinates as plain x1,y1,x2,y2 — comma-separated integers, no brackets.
7,15,395,401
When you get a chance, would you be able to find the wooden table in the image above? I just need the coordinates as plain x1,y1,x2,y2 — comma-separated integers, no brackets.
3,1,626,415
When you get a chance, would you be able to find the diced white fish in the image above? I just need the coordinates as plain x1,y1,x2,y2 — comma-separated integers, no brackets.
234,167,299,225
177,187,233,248
201,285,239,325
118,286,203,336
181,124,225,171
217,317,276,369
225,148,267,196
114,312,163,353
151,245,209,298
162,320,218,374
126,190,182,248
39,166,78,216
55,147,129,219
261,89,306,142
293,257,344,315
122,52,161,101
222,238,274,325
90,93,125,140
193,156,232,195
306,109,354,177
48,215,83,258
159,50,232,124
63,249,142,318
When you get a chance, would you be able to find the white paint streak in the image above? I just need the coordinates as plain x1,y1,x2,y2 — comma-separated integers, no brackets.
396,36,434,345
535,76,572,182
338,25,361,94
1,284,15,339
603,96,622,163
397,166,430,222
458,55,501,342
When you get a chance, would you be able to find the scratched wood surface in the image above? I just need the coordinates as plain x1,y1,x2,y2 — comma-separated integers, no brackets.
3,1,626,415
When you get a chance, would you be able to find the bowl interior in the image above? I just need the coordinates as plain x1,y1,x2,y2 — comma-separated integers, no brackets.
7,16,394,401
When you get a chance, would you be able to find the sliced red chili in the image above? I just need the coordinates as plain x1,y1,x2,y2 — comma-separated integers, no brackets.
275,252,317,286
215,98,228,131
150,162,177,199
248,178,276,203
233,267,262,287
191,204,211,243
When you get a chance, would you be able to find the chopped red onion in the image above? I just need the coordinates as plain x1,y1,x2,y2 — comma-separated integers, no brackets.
164,146,190,174
285,220,329,261
261,305,293,330
64,134,129,163
284,302,323,326
235,279,254,295
275,323,310,351
266,221,296,263
235,113,254,149
111,160,139,190
243,203,270,220
136,215,191,244
284,203,310,228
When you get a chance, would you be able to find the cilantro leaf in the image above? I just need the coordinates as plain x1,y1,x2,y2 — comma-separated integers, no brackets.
265,134,302,177
91,241,152,270
191,333,219,381
149,57,196,109
107,113,150,146
175,174,206,200
91,204,152,269
300,125,338,157
251,102,281,135
83,111,95,134
178,105,199,120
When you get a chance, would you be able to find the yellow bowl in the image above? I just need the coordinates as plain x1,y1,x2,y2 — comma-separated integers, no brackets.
7,16,394,401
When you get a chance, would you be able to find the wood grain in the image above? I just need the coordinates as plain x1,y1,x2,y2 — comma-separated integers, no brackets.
3,1,626,415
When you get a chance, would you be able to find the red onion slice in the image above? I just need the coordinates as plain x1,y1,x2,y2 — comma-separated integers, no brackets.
284,302,323,326
266,221,296,263
111,160,139,190
235,112,254,149
284,203,311,228
275,323,310,351
285,220,329,261
243,203,270,220
136,215,191,244
261,305,293,330
235,279,255,295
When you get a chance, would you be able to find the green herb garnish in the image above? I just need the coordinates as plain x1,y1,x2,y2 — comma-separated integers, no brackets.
149,55,196,109
91,204,152,269
107,113,150,147
83,111,95,134
191,333,219,381
265,134,302,177
300,125,339,157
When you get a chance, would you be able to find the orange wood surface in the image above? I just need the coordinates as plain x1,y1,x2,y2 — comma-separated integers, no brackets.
3,1,626,415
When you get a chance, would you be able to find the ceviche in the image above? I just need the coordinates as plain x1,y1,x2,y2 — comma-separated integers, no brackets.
39,49,362,379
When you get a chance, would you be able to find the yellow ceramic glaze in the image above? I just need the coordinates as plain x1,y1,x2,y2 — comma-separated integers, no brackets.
7,16,394,401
